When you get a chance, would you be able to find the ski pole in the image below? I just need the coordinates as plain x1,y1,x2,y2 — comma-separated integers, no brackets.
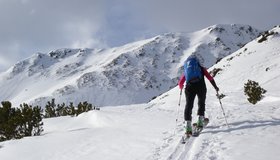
174,89,183,134
176,89,183,122
216,91,230,128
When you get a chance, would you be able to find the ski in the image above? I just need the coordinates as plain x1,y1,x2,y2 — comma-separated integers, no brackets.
181,132,191,144
180,118,209,144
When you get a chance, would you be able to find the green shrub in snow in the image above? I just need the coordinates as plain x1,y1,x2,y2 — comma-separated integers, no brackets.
0,101,43,142
44,98,96,118
244,80,266,104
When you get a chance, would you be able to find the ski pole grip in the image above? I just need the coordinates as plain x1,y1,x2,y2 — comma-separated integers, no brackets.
216,90,220,99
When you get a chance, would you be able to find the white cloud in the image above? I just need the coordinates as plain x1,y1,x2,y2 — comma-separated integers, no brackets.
0,56,13,71
0,0,106,71
66,20,107,48
0,0,279,71
0,42,22,71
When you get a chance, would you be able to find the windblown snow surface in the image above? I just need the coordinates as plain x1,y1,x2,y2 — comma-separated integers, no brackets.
0,25,280,160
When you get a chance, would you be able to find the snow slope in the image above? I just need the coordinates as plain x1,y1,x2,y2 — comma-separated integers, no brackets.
179,25,280,160
0,25,280,160
0,24,260,107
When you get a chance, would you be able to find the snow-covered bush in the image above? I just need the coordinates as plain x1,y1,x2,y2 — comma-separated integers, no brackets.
244,80,266,104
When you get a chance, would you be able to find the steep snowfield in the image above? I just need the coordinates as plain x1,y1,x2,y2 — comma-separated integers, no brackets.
180,26,280,160
0,24,260,107
0,26,279,160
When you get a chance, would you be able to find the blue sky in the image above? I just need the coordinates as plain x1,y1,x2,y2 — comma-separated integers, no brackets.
0,0,279,71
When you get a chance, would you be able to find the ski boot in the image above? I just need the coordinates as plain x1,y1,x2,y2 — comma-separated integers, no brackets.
197,116,210,128
197,116,204,129
192,116,209,137
185,126,192,138
181,122,192,144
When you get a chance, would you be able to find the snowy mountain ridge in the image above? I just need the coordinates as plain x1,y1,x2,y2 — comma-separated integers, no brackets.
0,24,261,107
212,25,280,92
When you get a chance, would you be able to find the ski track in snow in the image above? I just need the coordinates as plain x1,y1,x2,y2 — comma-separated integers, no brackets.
166,133,195,160
151,90,280,160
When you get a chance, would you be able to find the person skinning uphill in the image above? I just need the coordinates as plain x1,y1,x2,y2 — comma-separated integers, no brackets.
178,54,219,136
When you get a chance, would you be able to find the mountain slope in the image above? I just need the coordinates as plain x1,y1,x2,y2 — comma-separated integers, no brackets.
0,26,279,160
211,25,280,94
178,25,280,160
0,24,261,107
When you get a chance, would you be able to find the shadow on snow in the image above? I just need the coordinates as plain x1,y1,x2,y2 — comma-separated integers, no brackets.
202,119,280,134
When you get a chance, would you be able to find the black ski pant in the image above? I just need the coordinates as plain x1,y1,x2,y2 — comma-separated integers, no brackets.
184,81,207,121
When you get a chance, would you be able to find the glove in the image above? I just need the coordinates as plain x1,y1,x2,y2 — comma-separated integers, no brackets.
215,86,219,92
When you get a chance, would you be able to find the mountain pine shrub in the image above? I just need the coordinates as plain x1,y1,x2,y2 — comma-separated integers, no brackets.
0,101,43,142
44,99,96,118
44,98,56,118
244,80,266,104
19,103,44,136
76,101,93,116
